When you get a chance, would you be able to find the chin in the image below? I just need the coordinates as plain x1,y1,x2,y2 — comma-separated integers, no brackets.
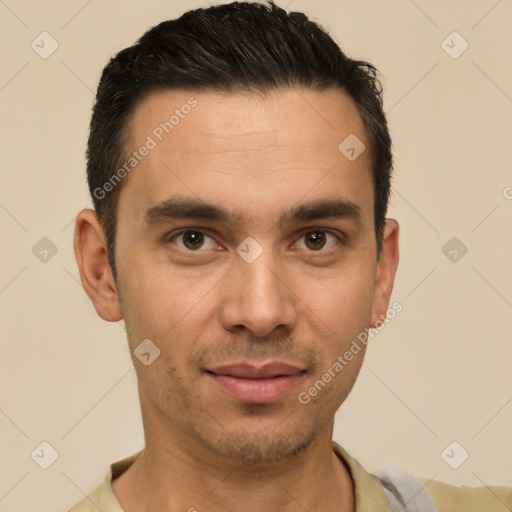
192,415,322,464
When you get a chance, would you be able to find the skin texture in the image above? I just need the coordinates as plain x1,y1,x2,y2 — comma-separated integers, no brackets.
74,87,399,512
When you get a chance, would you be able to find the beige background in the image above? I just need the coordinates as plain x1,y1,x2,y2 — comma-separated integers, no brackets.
1,0,511,510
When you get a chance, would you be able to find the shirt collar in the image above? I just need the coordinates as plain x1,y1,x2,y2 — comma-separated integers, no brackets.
332,441,392,511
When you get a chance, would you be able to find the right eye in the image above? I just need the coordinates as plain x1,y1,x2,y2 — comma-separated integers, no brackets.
168,229,222,252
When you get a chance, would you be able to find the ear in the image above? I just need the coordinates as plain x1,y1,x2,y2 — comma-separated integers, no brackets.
370,219,399,327
73,208,123,322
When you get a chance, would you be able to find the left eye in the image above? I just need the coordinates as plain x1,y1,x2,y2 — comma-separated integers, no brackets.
295,230,339,251
173,230,220,251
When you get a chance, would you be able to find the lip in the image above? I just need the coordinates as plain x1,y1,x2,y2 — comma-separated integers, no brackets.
206,362,306,404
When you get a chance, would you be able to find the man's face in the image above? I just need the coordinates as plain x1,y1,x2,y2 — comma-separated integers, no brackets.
111,87,393,462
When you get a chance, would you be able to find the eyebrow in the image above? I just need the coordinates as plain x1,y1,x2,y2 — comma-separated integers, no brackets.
144,197,362,227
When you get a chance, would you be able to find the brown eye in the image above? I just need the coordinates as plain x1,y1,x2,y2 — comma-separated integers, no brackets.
182,231,204,250
169,229,220,253
295,230,339,252
305,231,327,250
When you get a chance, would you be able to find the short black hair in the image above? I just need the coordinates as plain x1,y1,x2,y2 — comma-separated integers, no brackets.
87,1,392,281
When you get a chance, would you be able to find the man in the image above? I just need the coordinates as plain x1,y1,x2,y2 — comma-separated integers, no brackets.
69,2,511,511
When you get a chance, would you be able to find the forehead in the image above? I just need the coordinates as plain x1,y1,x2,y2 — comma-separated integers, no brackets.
118,87,373,229
127,87,366,153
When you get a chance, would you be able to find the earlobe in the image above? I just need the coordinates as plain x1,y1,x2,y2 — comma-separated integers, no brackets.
370,219,399,328
73,208,123,322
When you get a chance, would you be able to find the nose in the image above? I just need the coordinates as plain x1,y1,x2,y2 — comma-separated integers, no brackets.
219,250,298,338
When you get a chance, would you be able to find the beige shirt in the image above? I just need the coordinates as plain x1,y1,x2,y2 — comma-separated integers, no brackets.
67,442,512,511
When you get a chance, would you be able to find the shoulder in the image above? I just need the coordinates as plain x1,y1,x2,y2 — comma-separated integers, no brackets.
66,450,142,512
420,476,512,512
67,478,124,512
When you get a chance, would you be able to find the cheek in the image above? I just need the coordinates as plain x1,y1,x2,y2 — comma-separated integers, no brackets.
117,264,221,373
296,263,376,338
119,259,203,326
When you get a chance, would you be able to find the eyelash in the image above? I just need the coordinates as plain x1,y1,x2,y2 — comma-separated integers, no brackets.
165,228,345,255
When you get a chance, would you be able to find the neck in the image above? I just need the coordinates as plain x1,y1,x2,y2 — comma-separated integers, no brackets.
112,400,355,512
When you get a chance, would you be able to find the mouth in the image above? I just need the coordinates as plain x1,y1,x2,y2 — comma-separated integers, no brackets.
205,362,306,404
